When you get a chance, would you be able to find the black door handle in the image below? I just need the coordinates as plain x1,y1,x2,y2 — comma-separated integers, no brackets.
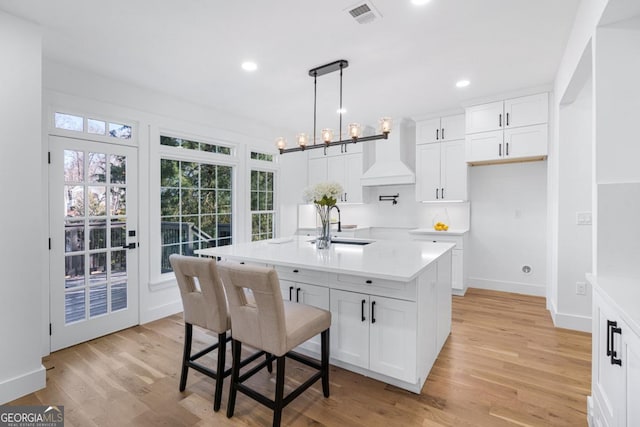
296,287,301,303
122,243,137,249
371,301,376,324
361,299,366,322
289,286,294,301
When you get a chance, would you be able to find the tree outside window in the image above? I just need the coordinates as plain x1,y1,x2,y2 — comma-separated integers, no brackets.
251,170,275,241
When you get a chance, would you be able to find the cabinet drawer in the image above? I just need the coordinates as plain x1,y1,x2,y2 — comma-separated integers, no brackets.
333,273,417,300
274,265,328,285
412,235,463,249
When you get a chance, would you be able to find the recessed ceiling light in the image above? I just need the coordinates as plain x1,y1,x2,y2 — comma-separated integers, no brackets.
411,0,431,5
241,61,257,72
456,79,470,88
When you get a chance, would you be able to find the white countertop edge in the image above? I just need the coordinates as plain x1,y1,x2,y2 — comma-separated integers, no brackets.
408,228,470,235
587,273,640,337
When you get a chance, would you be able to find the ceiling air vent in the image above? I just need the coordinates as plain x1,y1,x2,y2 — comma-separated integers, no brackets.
346,2,382,24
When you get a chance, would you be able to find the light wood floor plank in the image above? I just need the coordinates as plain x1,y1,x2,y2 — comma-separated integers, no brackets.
11,288,591,426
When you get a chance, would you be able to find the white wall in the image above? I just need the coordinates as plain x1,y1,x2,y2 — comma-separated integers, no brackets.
0,11,46,404
555,78,593,331
467,162,548,296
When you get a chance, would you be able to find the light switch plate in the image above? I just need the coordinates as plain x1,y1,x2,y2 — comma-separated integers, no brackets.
576,212,592,225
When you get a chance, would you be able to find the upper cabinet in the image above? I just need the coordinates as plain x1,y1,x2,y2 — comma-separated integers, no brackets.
308,147,363,204
465,93,549,165
417,114,465,144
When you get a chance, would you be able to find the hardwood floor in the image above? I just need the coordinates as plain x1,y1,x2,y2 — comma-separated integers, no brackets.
11,289,592,426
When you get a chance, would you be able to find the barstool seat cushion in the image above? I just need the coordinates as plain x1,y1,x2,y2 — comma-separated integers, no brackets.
283,301,331,352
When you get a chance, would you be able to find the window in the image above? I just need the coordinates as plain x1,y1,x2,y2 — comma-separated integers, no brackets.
160,158,233,273
54,112,133,140
250,151,274,162
251,170,275,241
160,135,231,155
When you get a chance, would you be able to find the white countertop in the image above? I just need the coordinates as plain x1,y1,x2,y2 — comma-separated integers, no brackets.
196,236,454,282
409,228,469,236
588,274,640,337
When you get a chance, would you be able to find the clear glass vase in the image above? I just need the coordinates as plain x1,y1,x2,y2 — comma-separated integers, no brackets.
315,205,332,249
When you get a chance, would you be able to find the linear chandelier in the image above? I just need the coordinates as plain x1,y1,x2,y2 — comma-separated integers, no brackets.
276,59,392,154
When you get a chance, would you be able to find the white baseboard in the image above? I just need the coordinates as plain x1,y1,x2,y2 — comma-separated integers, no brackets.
140,300,182,325
548,298,592,332
468,277,546,297
0,365,46,405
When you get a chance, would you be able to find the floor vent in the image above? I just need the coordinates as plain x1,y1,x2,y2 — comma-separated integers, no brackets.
346,2,382,24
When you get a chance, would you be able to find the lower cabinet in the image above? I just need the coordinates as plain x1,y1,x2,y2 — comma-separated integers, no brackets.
329,289,417,383
591,284,640,427
411,232,467,295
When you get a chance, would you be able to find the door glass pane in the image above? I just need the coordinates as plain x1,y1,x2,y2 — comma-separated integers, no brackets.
65,219,84,253
88,186,106,216
88,119,106,135
110,187,126,215
65,186,85,217
64,150,84,182
110,155,126,184
65,289,86,323
89,219,107,250
88,153,106,183
65,255,84,288
89,252,107,285
89,284,108,317
111,219,126,248
111,250,127,311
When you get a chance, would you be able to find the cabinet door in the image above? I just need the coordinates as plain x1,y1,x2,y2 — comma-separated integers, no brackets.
593,298,625,427
330,289,369,369
624,324,640,426
343,153,363,203
440,114,465,141
369,296,417,383
297,283,330,354
415,143,441,202
465,130,503,163
279,279,297,302
465,101,503,134
308,157,327,187
504,93,548,128
441,140,467,201
327,155,346,201
416,118,442,143
504,124,547,160
451,249,463,292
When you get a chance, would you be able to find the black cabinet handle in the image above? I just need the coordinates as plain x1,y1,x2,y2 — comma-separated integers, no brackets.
506,112,510,126
240,261,245,265
344,192,347,202
361,299,366,322
293,269,299,273
365,279,372,284
296,287,301,303
371,301,376,324
436,129,439,140
607,320,615,356
441,188,445,199
499,144,502,157
506,142,509,156
289,286,294,301
441,128,445,140
436,188,439,200
499,113,502,127
612,323,623,366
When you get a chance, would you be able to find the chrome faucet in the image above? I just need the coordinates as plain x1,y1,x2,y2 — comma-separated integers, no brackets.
331,205,342,233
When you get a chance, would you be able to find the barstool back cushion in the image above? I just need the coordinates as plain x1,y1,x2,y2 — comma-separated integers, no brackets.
169,254,229,334
218,263,288,356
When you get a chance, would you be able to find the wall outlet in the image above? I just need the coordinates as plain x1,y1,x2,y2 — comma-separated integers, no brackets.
576,281,587,295
576,211,592,225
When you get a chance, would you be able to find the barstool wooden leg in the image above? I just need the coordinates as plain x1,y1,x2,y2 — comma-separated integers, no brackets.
273,356,286,427
227,339,242,418
213,331,227,412
321,329,330,398
179,323,193,392
266,353,273,373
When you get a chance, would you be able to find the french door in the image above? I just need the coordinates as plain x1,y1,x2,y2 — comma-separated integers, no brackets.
49,136,139,351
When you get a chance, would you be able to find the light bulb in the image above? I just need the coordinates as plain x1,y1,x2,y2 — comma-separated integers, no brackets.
322,128,333,143
297,133,308,147
275,137,286,150
348,123,361,139
379,117,392,134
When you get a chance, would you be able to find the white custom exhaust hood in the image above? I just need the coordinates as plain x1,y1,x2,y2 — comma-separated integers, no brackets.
360,118,416,187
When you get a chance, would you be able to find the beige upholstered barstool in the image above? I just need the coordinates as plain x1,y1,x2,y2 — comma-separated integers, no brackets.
169,254,270,412
218,263,331,427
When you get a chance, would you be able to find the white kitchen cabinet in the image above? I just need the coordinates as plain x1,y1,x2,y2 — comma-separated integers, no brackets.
330,288,417,383
415,139,467,202
308,151,363,203
465,93,548,134
411,231,467,295
590,279,640,427
465,93,548,165
416,114,465,143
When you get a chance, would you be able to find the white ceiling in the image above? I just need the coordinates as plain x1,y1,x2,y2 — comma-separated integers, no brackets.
0,0,580,141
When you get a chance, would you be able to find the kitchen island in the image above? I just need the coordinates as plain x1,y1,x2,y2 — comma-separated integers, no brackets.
196,236,454,393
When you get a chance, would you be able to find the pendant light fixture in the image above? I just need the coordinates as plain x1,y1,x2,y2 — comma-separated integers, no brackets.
276,59,391,154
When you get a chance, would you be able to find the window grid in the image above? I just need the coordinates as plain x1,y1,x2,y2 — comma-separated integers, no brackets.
251,169,275,241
